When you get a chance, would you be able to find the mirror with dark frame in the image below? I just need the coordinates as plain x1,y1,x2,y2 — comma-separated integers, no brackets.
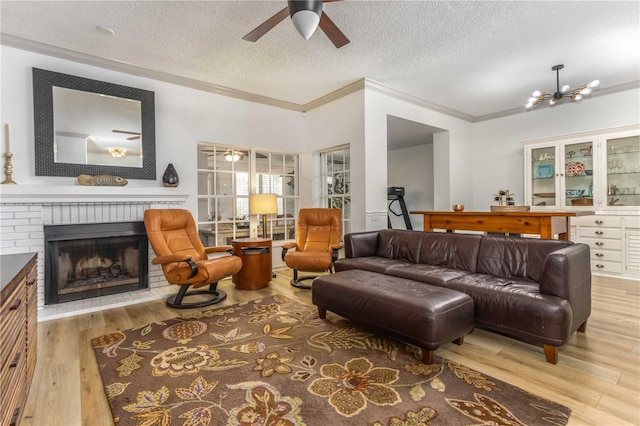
32,68,156,180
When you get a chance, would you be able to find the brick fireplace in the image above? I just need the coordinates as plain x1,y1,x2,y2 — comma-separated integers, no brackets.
0,185,189,320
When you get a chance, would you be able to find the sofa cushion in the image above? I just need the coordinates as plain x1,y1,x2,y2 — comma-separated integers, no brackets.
387,264,473,286
476,236,573,282
375,229,423,263
334,257,415,274
419,232,482,272
444,273,572,346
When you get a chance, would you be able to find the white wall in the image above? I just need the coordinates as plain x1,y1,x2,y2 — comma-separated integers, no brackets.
364,88,474,228
0,46,305,215
304,91,365,229
472,89,640,209
388,144,433,230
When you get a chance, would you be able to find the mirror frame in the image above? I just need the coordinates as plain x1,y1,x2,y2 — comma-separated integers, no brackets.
32,67,156,180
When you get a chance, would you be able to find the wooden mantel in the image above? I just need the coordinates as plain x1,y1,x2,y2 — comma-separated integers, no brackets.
410,210,595,240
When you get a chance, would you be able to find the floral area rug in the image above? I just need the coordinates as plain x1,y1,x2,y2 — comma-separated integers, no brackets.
92,294,571,425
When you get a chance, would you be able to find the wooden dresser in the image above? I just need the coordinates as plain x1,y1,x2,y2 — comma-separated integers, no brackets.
1,253,37,426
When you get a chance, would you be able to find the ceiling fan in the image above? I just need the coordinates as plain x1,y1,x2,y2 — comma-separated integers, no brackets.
200,149,268,161
112,130,141,140
243,0,350,48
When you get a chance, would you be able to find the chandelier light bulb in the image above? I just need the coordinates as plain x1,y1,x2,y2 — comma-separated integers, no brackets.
532,90,542,97
574,94,583,101
526,102,534,109
580,87,592,95
528,97,536,103
589,80,600,88
560,84,570,93
549,98,556,106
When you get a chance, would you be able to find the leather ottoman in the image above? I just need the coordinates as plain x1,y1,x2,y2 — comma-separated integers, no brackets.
312,269,475,364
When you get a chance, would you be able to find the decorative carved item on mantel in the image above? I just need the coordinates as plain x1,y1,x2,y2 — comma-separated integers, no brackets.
77,174,128,186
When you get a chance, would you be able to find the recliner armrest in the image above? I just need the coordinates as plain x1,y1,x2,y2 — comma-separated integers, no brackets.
151,254,193,265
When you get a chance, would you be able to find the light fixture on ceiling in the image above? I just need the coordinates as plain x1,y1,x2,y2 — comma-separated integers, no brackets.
108,147,128,158
288,0,323,40
224,150,244,162
526,64,600,109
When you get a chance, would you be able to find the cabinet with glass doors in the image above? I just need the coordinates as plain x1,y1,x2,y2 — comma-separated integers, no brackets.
523,125,639,211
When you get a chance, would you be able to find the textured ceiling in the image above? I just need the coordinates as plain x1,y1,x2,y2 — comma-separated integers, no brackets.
1,1,639,121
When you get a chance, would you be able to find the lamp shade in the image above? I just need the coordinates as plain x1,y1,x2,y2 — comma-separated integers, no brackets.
250,193,278,215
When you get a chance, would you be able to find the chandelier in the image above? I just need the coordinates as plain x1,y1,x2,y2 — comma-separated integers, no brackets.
526,65,599,109
108,147,128,158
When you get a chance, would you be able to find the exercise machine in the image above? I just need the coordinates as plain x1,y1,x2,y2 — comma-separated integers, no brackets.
388,186,412,230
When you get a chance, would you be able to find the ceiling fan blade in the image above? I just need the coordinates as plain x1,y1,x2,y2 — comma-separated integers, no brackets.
243,7,289,42
126,136,140,140
112,129,141,135
319,12,349,48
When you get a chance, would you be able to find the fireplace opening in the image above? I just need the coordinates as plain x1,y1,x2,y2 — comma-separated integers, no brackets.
44,221,148,305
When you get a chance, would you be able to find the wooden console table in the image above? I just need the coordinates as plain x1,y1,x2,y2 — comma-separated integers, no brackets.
410,210,594,240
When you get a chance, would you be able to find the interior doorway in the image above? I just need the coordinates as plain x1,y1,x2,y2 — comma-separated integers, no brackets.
387,115,444,230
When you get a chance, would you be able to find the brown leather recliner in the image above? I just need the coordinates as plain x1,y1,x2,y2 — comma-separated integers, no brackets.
144,209,242,308
282,208,343,289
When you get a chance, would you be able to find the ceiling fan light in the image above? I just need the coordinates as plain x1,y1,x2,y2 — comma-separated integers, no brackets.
532,90,541,97
589,79,600,88
526,102,534,109
574,94,583,101
549,98,556,106
224,150,244,162
290,10,321,39
560,84,570,93
580,87,592,95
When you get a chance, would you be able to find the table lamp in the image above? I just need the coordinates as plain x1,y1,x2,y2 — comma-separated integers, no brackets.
250,193,278,238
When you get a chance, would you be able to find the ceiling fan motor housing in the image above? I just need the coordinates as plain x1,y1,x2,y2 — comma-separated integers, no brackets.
288,0,323,39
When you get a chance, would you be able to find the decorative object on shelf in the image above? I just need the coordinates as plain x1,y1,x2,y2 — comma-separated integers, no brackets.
565,161,585,177
452,204,465,212
1,124,17,185
580,146,592,156
571,197,593,206
525,64,599,109
162,163,179,187
492,189,530,211
538,152,554,161
535,164,554,178
77,174,128,186
566,189,585,198
566,150,576,158
250,193,278,238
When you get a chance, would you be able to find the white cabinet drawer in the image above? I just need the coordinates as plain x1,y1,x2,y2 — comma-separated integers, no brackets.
591,260,623,274
580,227,622,239
578,216,622,227
579,237,623,251
591,249,622,262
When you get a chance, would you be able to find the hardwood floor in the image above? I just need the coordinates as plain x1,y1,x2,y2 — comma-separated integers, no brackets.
20,271,640,426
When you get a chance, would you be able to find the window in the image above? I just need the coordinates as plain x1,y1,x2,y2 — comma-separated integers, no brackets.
320,146,351,235
197,144,298,245
256,151,298,241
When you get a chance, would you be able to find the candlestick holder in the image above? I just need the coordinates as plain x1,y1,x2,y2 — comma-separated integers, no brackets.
1,152,17,184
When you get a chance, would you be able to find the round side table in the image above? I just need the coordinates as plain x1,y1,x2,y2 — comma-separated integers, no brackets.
231,238,272,289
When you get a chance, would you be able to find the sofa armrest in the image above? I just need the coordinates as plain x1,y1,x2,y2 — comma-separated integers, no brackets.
539,243,591,331
344,231,380,258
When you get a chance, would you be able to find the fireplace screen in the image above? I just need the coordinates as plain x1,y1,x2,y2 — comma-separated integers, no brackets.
44,221,148,304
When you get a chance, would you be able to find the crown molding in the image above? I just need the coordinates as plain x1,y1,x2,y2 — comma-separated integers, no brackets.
0,33,304,112
3,33,638,123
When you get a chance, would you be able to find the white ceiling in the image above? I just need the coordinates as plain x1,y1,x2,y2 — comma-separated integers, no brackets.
1,0,639,122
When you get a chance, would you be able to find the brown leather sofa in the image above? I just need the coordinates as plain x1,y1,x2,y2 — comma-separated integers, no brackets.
333,229,592,364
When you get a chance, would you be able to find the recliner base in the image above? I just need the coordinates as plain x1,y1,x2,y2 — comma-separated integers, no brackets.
166,282,227,309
